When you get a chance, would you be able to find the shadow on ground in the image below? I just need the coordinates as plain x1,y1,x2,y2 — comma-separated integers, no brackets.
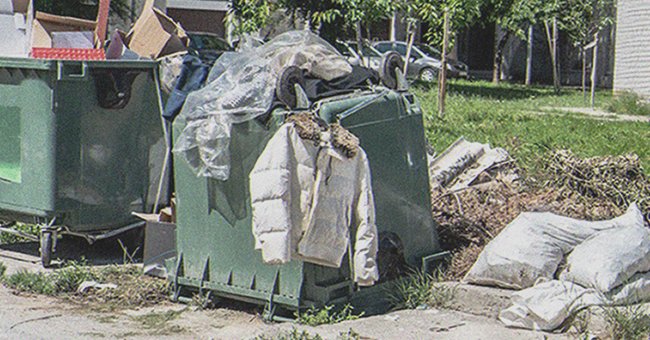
0,227,144,268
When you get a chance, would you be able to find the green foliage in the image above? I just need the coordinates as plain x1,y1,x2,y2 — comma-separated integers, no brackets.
559,0,615,47
295,304,363,326
228,0,276,35
410,0,481,47
388,270,456,310
602,305,650,340
52,259,98,293
0,262,6,278
34,0,130,21
413,79,650,175
4,270,56,295
255,328,324,340
0,223,39,245
606,92,650,116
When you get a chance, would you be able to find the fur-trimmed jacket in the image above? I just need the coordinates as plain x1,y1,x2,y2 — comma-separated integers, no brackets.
249,119,379,286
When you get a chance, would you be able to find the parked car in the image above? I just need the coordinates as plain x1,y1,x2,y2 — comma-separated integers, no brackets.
334,40,384,72
373,41,469,81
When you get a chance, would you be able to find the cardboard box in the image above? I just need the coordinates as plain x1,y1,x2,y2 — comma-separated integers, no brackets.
126,3,188,59
0,0,33,57
31,12,96,48
133,212,176,279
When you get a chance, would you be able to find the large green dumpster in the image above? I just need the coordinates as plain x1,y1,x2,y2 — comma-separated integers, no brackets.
0,57,166,266
168,88,442,317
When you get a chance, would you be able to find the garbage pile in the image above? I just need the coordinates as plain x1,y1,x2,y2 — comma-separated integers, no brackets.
463,204,650,331
544,149,650,222
430,140,649,281
0,0,189,61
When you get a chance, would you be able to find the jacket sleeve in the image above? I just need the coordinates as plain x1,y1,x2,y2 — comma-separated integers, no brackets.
249,124,294,264
352,150,379,286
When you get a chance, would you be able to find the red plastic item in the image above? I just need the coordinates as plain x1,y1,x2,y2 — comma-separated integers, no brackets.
31,48,106,61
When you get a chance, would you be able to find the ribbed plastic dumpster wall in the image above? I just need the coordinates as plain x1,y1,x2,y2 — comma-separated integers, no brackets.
169,89,440,314
0,58,165,231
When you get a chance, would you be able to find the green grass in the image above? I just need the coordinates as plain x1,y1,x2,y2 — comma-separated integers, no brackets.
413,80,650,175
607,91,650,116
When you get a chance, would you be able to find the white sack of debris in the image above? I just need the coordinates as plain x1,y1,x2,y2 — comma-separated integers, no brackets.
463,203,645,290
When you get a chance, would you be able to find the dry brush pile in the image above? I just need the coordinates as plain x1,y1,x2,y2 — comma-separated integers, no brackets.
432,149,650,280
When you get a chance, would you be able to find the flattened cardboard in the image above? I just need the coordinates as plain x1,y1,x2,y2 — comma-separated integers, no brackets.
31,11,96,48
126,5,188,59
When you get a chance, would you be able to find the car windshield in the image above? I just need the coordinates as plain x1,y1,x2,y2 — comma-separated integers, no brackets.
347,42,381,57
188,33,231,51
416,44,442,60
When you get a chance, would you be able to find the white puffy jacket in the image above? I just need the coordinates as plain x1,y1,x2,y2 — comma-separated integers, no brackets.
249,123,379,286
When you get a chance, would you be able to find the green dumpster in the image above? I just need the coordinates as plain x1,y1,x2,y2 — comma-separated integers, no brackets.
168,88,442,317
0,57,166,266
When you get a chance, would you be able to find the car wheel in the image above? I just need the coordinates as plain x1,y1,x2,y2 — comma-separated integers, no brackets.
419,67,437,82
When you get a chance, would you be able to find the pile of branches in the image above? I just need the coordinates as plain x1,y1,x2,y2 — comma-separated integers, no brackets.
432,149,648,281
543,150,649,223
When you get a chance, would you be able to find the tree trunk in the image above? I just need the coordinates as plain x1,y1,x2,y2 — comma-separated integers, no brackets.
544,19,560,93
439,11,449,118
591,31,599,109
390,12,397,41
582,45,587,103
525,25,533,86
355,22,365,67
492,27,510,83
404,22,415,75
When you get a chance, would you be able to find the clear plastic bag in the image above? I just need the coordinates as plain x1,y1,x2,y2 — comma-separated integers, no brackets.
173,30,352,179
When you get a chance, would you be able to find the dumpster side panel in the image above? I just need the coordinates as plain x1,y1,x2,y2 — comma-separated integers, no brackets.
53,63,164,231
0,66,57,218
323,91,440,266
172,117,304,307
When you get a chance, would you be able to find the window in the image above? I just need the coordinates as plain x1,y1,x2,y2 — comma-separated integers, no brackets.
374,43,391,53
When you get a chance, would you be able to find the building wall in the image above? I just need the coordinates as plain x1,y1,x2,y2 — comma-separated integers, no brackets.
166,8,226,35
613,0,650,97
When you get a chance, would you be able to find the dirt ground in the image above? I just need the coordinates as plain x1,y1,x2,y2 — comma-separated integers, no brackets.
0,240,587,340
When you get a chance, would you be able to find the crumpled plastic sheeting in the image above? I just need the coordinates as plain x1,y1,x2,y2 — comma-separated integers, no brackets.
173,30,352,179
499,273,650,331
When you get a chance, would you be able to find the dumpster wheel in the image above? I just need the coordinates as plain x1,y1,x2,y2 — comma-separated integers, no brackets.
39,231,53,268
380,51,405,90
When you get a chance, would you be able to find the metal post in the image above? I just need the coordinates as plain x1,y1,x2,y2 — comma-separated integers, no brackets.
525,25,533,86
438,10,449,118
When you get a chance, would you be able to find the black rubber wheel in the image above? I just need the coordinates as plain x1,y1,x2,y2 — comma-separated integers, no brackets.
275,66,305,109
40,231,53,268
419,67,438,82
379,51,405,89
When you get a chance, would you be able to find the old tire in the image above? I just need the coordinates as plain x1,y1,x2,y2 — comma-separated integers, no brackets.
275,66,305,109
419,67,438,82
40,232,53,268
380,51,404,89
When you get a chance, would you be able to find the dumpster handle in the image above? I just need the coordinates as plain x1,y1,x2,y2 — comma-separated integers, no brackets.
57,61,88,81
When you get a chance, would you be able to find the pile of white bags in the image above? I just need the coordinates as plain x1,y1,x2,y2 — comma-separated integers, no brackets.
463,203,650,330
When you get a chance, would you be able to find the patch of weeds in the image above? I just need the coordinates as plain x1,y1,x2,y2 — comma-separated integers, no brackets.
254,328,323,340
190,291,214,310
135,310,182,328
4,270,55,295
83,265,170,311
53,259,98,293
0,261,6,278
602,304,650,340
607,91,650,116
388,270,456,310
337,328,361,340
567,309,592,339
295,304,363,326
0,223,39,245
